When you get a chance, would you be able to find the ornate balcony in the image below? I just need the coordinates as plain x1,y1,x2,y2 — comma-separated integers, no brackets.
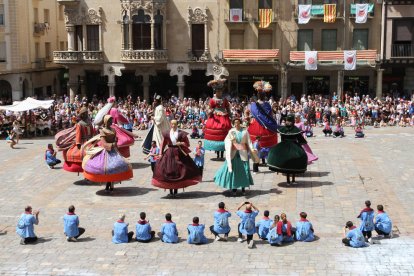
121,49,168,63
187,50,212,62
53,51,104,64
57,0,80,4
391,44,414,58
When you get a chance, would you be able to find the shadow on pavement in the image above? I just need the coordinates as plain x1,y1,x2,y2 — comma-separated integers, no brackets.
73,179,102,186
160,191,222,199
33,237,53,244
300,171,331,177
278,181,334,188
96,187,157,197
77,237,96,243
221,188,283,199
131,162,151,170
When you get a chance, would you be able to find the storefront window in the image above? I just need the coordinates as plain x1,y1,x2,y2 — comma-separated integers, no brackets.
305,76,330,95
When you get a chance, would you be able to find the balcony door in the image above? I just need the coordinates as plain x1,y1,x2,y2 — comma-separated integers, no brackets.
191,24,205,58
132,10,151,50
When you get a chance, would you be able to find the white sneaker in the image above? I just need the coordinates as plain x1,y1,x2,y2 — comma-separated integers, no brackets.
248,240,254,249
237,238,243,243
215,236,221,242
368,238,372,244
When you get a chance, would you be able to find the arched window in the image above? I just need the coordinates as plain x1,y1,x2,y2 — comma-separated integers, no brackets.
0,80,12,105
132,9,151,50
123,12,130,50
154,10,163,50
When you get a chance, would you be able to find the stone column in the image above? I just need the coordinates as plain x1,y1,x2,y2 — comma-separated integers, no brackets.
337,70,344,101
376,68,384,99
177,77,185,99
108,75,116,98
99,23,103,51
142,74,150,101
66,25,75,51
82,24,87,51
150,21,155,50
129,20,133,50
104,64,125,98
68,82,77,103
280,67,288,99
167,63,191,100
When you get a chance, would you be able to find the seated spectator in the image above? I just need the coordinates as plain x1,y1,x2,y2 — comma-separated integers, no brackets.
6,130,17,149
332,122,345,138
63,205,85,242
255,210,272,240
135,212,155,243
304,121,313,137
45,144,61,169
342,221,366,248
187,217,208,245
210,202,231,242
190,125,200,139
16,206,39,245
322,118,332,137
276,213,295,244
160,213,179,243
295,212,315,242
355,124,365,138
374,205,393,238
236,201,259,249
112,214,134,244
266,215,281,245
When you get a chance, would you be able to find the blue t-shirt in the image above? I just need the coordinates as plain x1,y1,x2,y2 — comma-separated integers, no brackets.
187,224,208,244
16,213,37,238
161,222,178,243
193,147,205,167
359,210,375,231
63,213,79,238
255,218,273,238
375,212,392,234
346,228,366,248
112,221,129,244
213,210,231,234
237,210,259,235
295,220,314,242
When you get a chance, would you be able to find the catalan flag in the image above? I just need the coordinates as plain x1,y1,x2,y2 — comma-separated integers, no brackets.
259,9,272,28
323,4,336,23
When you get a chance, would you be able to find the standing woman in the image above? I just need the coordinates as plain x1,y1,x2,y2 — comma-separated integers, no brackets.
214,118,258,196
267,114,308,185
152,120,202,197
82,115,133,192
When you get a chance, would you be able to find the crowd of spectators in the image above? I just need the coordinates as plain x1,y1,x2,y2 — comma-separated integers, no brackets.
1,92,414,138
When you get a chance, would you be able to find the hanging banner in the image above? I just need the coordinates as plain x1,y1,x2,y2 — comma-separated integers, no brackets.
305,51,318,71
298,5,312,24
324,4,336,23
230,9,243,22
259,9,272,28
355,4,368,24
344,50,357,71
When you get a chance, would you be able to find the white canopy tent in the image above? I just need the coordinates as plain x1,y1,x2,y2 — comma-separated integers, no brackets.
0,97,54,112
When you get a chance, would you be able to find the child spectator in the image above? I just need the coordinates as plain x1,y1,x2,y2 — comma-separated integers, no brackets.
332,122,345,138
193,140,205,177
112,214,134,244
255,210,272,240
355,124,365,138
160,213,179,243
276,213,295,244
45,144,61,169
144,141,160,172
342,221,366,248
236,201,259,249
63,205,85,242
210,202,231,242
187,217,208,245
322,117,332,137
190,125,200,139
357,200,375,243
374,205,393,238
304,121,313,137
295,212,315,242
135,212,155,243
6,130,16,149
266,215,280,246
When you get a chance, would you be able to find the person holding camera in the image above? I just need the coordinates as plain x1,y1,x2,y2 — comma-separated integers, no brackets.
342,221,366,248
236,201,259,249
16,206,39,245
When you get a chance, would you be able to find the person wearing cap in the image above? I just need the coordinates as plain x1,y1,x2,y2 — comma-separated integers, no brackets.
342,221,366,248
210,202,232,241
112,214,134,244
16,206,39,245
187,217,208,245
63,205,85,242
160,213,179,243
135,212,155,243
236,201,259,249
295,212,314,242
267,114,308,185
255,210,273,240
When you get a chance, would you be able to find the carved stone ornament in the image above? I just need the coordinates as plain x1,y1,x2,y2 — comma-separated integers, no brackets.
121,1,166,18
188,7,208,24
85,8,103,24
64,7,102,25
167,63,190,77
206,64,229,80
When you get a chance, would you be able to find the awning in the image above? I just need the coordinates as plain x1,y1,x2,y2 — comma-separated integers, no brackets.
222,49,279,62
0,97,54,112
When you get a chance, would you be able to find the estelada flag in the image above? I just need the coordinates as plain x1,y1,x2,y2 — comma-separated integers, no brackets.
324,4,336,23
259,9,272,28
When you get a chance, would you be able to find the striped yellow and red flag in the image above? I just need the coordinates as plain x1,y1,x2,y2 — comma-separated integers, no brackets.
259,9,272,28
323,4,336,23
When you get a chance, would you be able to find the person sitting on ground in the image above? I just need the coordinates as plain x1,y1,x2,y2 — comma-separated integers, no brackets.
332,121,345,138
63,205,85,242
355,123,365,138
190,124,200,139
160,213,179,243
342,221,366,248
45,143,61,169
266,215,281,245
295,212,315,242
374,205,393,238
187,217,208,245
112,214,134,244
135,212,155,243
322,117,332,137
236,201,259,249
304,121,313,137
276,213,295,244
357,200,375,243
210,201,231,241
6,130,17,149
16,206,39,245
255,210,273,240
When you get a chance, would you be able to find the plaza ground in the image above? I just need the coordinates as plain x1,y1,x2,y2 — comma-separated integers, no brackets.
0,127,414,275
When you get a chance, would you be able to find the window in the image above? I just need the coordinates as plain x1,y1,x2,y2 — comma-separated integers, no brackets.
353,29,368,50
191,24,205,58
393,20,413,43
321,29,337,51
259,0,272,9
0,42,6,62
87,25,99,51
0,4,5,25
132,10,151,50
313,0,337,4
45,42,51,60
123,13,129,50
230,30,244,49
258,30,272,49
297,29,313,51
298,0,312,4
44,9,50,23
74,25,83,51
230,0,243,9
154,11,163,49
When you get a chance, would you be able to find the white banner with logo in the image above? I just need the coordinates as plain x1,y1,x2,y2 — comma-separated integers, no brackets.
305,51,318,70
298,5,312,24
230,9,243,22
344,50,357,70
355,4,368,24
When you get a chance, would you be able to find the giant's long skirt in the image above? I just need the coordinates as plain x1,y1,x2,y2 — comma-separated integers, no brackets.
112,125,134,158
152,146,202,189
267,141,308,174
302,144,318,165
248,118,278,148
214,152,254,189
204,114,231,151
63,144,93,173
82,148,133,182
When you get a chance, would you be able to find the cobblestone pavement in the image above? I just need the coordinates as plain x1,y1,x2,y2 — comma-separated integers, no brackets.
0,127,414,275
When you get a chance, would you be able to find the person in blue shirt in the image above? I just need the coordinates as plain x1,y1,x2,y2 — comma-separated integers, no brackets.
295,212,315,242
16,206,39,245
187,217,208,245
135,212,155,243
144,141,160,172
236,201,259,249
266,215,281,245
193,140,205,177
160,213,179,243
374,205,393,238
112,214,134,244
45,144,61,169
210,202,231,242
63,205,85,242
255,210,272,240
357,200,375,243
342,221,366,248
